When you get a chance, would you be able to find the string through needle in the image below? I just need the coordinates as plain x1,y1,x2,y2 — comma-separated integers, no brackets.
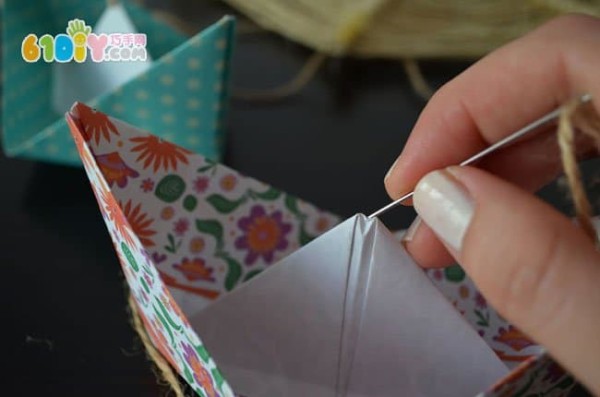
368,94,592,219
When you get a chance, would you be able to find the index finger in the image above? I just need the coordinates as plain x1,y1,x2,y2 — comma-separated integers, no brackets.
385,14,600,200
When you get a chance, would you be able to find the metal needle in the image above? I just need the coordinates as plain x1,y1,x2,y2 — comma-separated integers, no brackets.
368,94,592,219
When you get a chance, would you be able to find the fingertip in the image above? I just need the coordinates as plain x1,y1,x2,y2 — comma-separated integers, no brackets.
403,221,455,268
384,156,403,200
384,155,418,204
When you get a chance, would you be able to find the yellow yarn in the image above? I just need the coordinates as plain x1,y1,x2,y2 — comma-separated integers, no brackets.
220,0,600,59
336,11,371,50
334,0,388,52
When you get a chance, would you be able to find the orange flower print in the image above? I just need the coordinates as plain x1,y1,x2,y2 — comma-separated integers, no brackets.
189,237,205,253
140,178,154,193
121,200,156,248
173,257,215,282
130,135,191,172
96,152,140,188
219,174,237,191
493,325,535,352
181,342,218,397
77,103,120,145
161,206,175,220
98,187,135,247
315,216,330,233
235,205,292,265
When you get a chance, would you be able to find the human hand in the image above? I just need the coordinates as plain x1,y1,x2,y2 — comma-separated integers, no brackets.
384,15,600,395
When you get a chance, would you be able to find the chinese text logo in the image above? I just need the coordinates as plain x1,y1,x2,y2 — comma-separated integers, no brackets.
22,19,148,63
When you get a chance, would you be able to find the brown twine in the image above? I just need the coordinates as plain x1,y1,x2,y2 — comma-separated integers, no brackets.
128,295,186,397
232,55,433,102
558,98,600,244
232,52,327,101
402,59,434,101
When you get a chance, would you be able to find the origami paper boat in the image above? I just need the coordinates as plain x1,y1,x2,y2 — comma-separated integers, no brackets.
66,102,576,396
2,1,234,165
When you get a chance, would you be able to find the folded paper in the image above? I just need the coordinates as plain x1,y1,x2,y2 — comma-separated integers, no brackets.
193,214,508,397
2,1,234,165
66,102,576,397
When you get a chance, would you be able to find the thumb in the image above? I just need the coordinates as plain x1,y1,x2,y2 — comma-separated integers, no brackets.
412,166,600,394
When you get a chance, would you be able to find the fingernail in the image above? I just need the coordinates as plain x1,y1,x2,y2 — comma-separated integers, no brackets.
402,216,422,243
384,157,399,182
413,169,474,251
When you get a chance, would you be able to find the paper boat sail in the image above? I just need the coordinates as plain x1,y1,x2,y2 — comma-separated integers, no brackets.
65,102,576,397
2,0,234,165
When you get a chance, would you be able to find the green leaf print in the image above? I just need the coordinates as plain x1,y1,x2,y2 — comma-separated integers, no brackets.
474,309,490,327
121,242,139,272
206,194,246,214
195,344,211,363
223,256,242,291
510,370,538,397
197,165,214,173
197,159,217,174
196,219,224,249
153,304,175,344
183,195,198,211
156,298,182,332
252,186,282,201
243,269,263,282
284,194,300,216
141,263,155,281
211,368,226,391
299,224,315,246
444,265,466,283
155,174,186,203
548,376,575,391
164,233,182,254
183,363,195,384
139,276,150,294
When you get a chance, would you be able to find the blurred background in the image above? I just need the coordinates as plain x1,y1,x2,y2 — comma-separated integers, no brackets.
2,0,599,395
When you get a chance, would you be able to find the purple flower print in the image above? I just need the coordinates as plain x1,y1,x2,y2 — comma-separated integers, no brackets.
235,205,292,265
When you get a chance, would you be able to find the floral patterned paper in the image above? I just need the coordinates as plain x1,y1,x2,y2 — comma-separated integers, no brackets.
67,111,233,397
67,103,574,397
426,268,574,396
424,266,543,368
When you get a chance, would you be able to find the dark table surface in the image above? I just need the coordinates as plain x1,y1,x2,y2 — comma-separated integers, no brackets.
2,1,596,395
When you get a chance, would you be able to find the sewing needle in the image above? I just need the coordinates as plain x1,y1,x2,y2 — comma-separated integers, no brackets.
368,94,592,219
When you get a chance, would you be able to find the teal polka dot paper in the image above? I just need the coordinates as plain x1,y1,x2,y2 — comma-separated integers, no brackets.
1,0,235,166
